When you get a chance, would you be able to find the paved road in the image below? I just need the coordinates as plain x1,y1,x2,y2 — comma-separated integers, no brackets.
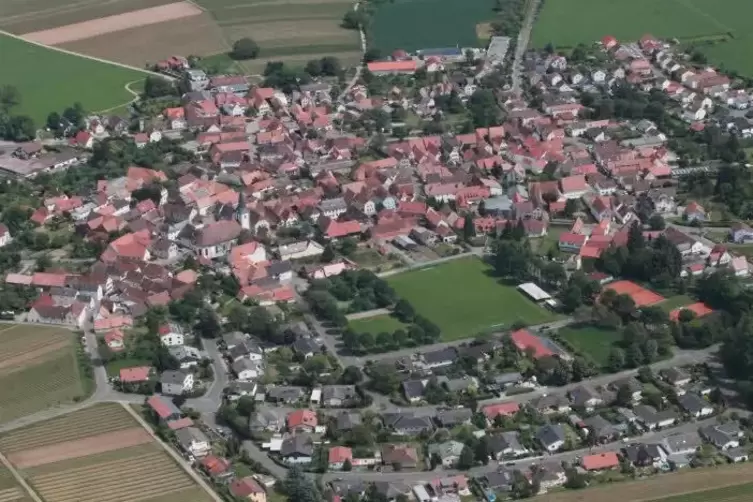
510,0,540,92
336,1,366,102
184,339,229,413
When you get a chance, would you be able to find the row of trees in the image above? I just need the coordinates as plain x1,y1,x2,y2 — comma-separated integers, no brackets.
0,86,35,141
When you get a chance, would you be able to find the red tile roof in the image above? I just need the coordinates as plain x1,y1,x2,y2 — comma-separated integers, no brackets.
328,446,353,464
670,302,713,321
582,452,619,470
230,477,265,497
147,395,178,419
510,328,554,359
482,402,520,419
119,366,152,383
287,409,317,429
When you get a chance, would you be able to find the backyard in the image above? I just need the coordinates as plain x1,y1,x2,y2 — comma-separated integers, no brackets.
0,34,145,124
370,0,495,53
385,257,556,340
349,314,406,335
531,0,753,76
557,324,621,368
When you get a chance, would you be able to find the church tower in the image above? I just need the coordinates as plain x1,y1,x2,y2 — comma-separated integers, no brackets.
236,190,250,230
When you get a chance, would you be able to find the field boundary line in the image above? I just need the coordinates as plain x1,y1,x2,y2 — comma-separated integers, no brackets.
0,452,42,502
0,29,175,80
0,326,19,336
120,403,223,502
668,0,734,35
93,79,143,114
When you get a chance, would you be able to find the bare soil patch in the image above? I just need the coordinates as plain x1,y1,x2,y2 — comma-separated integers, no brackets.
59,12,229,65
539,462,753,502
8,428,151,469
21,1,201,45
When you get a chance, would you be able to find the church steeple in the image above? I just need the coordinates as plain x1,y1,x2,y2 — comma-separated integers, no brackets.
236,190,250,229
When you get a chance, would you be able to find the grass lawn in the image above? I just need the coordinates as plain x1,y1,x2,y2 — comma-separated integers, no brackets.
0,34,146,125
349,314,407,335
386,257,556,340
658,295,696,312
371,0,495,53
649,482,753,502
105,358,153,377
558,324,621,368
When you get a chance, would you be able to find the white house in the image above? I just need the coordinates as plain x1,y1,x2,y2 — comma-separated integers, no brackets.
158,323,185,347
175,427,211,457
160,370,194,395
277,240,325,261
233,358,263,381
0,224,12,248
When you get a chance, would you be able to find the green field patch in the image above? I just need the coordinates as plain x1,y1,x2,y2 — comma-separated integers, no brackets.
558,324,621,367
0,34,145,125
649,482,753,502
386,258,556,341
659,295,696,312
349,314,407,335
371,0,495,53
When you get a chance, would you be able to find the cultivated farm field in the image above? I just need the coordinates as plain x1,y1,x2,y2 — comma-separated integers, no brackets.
0,324,87,425
371,0,495,53
0,466,34,502
531,0,753,76
538,463,753,501
385,258,556,340
0,404,214,502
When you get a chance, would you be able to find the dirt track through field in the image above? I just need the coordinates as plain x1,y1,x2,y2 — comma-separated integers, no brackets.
7,428,151,468
20,1,201,44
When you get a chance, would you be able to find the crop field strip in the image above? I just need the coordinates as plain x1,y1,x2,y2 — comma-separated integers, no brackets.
29,451,205,502
139,488,215,502
0,404,136,453
0,0,176,34
0,352,83,425
22,444,160,477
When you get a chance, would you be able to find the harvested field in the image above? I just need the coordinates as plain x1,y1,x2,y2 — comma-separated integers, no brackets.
9,428,151,468
538,462,753,501
0,0,175,35
29,450,211,502
0,403,137,454
21,2,202,45
60,12,230,66
0,340,70,377
22,444,159,477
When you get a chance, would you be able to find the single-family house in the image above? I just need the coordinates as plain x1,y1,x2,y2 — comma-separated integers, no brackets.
700,422,743,450
280,434,314,464
677,393,714,418
428,440,466,468
175,427,211,457
287,409,317,433
536,424,566,452
487,431,528,459
160,370,194,396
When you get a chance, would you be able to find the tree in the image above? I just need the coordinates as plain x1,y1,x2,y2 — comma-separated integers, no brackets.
341,365,363,384
320,57,342,76
457,446,475,470
62,102,85,129
607,347,625,372
648,214,666,230
616,384,633,406
564,199,578,217
236,396,256,417
474,436,490,464
342,458,352,471
393,299,415,323
283,466,322,502
463,213,475,241
305,59,323,77
46,112,62,132
468,89,501,127
194,308,221,338
0,86,20,112
341,9,366,30
363,48,382,62
231,38,260,60
144,76,177,98
321,244,336,263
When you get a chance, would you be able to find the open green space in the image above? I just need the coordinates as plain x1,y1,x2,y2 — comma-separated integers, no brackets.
531,0,753,76
649,482,753,502
558,324,621,367
0,34,145,125
385,258,556,340
105,358,153,377
349,314,407,335
658,295,696,312
371,0,494,53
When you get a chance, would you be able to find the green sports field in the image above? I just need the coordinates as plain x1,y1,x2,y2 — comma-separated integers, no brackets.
658,295,695,312
0,34,144,125
531,0,753,76
371,0,494,53
385,258,556,340
558,324,621,368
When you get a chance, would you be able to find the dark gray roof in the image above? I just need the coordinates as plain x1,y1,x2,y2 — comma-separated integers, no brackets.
402,380,426,399
335,411,362,431
436,408,472,427
321,385,357,402
293,337,320,355
536,424,565,446
422,347,458,365
382,412,434,432
583,415,617,437
160,370,188,385
482,469,515,490
677,393,710,414
494,372,523,385
267,386,305,401
267,261,293,276
280,434,314,457
488,431,523,454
